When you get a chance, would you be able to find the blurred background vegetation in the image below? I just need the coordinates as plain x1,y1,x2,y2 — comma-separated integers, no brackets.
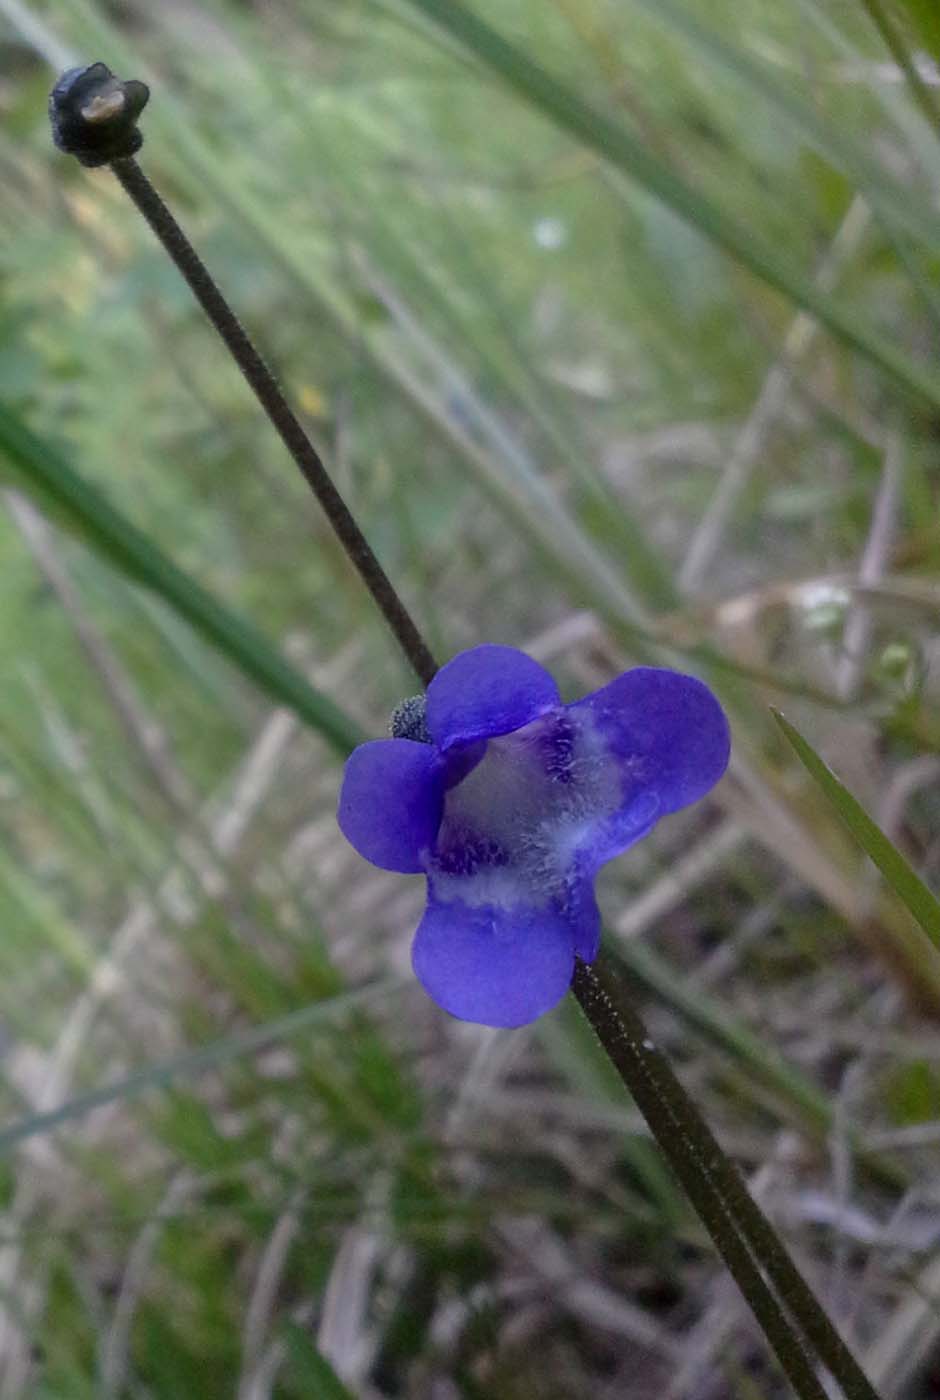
0,0,940,1395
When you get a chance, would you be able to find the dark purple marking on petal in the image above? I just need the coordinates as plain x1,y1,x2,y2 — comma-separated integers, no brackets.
572,668,730,815
427,645,560,752
536,710,577,785
412,894,575,1027
337,739,444,873
433,826,508,878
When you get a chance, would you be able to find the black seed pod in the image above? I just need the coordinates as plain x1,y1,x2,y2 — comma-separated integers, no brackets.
49,63,150,167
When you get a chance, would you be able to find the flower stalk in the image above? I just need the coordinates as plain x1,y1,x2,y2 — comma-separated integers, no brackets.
572,958,881,1400
49,62,881,1399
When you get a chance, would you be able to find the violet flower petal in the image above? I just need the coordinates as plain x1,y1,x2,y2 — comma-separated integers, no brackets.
412,896,574,1027
337,739,444,873
562,869,602,962
584,792,661,870
573,667,730,815
427,644,559,752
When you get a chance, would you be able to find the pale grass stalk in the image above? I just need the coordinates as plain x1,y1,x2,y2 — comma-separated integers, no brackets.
828,986,901,1322
28,676,118,844
240,1301,323,1400
349,254,650,627
864,1122,940,1149
610,819,746,943
497,1218,680,1356
862,1250,940,1396
697,880,796,987
877,756,940,842
0,651,353,1397
98,1170,197,1398
0,0,76,70
443,994,676,1359
836,435,902,699
724,750,865,927
4,492,194,811
238,1184,308,1400
679,196,871,594
316,1174,392,1387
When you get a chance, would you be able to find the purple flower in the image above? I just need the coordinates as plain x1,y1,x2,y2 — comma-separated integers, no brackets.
337,645,730,1028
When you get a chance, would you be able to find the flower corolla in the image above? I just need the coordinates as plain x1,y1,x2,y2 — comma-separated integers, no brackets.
338,645,729,1027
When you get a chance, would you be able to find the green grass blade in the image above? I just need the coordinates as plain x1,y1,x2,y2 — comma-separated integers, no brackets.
0,407,364,756
281,1323,357,1400
0,981,401,1153
772,708,940,949
50,0,924,702
899,0,940,60
394,0,940,412
627,0,940,252
857,0,940,135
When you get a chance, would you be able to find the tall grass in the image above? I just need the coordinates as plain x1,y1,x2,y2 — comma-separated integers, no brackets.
0,0,938,1393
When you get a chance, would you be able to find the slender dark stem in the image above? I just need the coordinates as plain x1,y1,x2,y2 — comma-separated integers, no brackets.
573,956,881,1400
109,156,438,689
630,996,882,1400
571,959,825,1399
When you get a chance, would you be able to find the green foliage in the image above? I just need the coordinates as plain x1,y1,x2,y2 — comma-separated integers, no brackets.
0,0,937,1392
395,0,940,408
281,1324,358,1399
0,407,364,755
773,708,940,951
885,1059,940,1125
899,0,940,56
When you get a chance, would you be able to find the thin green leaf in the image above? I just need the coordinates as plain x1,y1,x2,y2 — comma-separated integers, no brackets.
772,708,940,949
0,407,364,756
394,0,940,412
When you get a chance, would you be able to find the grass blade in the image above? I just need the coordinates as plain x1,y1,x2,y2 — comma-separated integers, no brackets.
626,0,940,253
281,1322,357,1399
899,0,940,61
857,0,940,135
616,939,832,1132
0,407,364,756
0,981,401,1153
394,0,940,412
615,937,902,1186
772,708,940,950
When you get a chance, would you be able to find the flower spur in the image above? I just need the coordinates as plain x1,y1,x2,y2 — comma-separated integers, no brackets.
338,645,730,1028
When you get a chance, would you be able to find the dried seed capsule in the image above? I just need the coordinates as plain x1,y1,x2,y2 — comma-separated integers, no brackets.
49,62,150,167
